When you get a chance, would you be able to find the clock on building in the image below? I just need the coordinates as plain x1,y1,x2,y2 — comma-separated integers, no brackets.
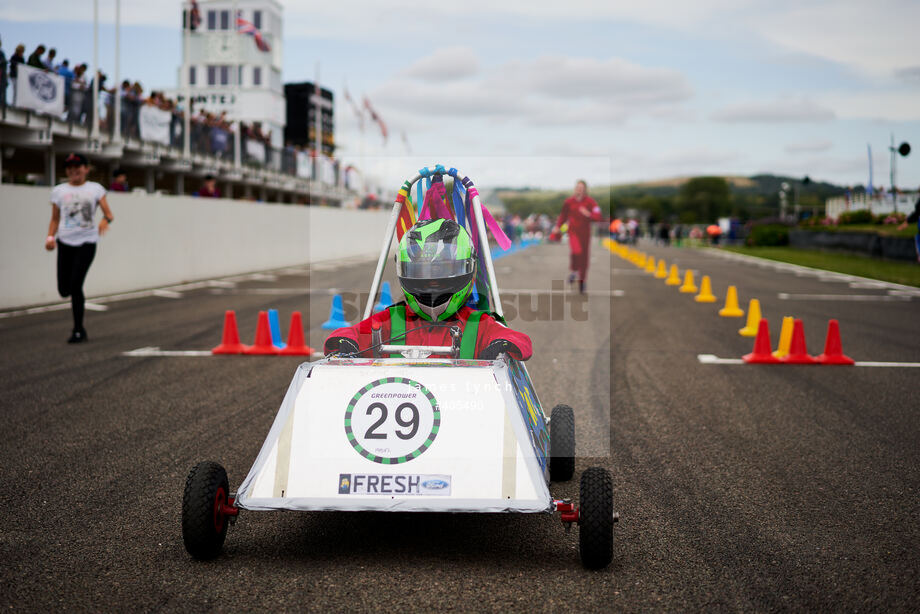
208,34,235,60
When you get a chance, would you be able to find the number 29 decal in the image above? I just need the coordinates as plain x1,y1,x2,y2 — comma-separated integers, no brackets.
344,378,440,464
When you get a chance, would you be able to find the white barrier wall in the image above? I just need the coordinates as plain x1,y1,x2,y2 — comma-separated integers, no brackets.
0,184,391,310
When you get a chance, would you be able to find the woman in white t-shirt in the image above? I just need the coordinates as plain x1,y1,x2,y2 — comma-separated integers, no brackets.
44,153,114,343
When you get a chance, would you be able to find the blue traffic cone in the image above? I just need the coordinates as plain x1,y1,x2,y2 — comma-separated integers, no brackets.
373,281,393,313
322,294,351,330
268,309,287,349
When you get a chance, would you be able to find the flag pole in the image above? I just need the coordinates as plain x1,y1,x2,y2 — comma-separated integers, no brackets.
183,2,191,159
233,0,241,170
113,0,121,141
314,61,322,159
91,0,99,140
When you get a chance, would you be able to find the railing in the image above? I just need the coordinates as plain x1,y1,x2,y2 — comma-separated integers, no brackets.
826,193,918,219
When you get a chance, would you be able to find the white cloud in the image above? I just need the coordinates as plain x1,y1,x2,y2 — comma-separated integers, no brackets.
752,0,920,77
712,99,835,123
401,47,479,82
785,140,833,154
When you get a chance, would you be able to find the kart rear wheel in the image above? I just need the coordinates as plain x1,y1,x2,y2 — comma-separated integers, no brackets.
579,466,613,570
550,404,575,482
182,461,231,560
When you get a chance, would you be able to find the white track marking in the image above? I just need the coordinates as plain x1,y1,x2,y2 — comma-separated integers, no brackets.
777,293,912,302
697,354,920,367
152,289,183,299
122,346,325,359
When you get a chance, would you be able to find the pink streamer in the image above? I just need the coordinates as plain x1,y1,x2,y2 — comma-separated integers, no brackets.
419,180,452,221
469,188,511,250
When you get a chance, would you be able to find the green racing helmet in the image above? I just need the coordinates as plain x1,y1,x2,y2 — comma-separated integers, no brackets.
396,218,476,321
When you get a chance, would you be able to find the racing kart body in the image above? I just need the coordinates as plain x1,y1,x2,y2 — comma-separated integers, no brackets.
182,165,615,569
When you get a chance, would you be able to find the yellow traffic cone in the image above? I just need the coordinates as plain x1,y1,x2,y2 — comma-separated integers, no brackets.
645,255,656,273
718,285,745,317
679,270,698,293
655,260,668,279
738,299,762,336
772,316,794,358
637,254,647,268
665,264,681,285
695,275,717,303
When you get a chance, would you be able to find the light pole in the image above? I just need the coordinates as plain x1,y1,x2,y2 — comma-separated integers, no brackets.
888,135,911,212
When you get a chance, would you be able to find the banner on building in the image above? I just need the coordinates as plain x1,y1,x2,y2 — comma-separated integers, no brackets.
139,105,172,146
246,139,266,163
14,64,65,115
295,151,313,179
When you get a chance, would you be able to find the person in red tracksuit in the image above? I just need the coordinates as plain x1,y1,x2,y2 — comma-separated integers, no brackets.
553,179,601,294
324,218,532,360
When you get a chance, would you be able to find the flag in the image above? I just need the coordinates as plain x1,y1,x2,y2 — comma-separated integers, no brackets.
363,96,388,145
396,186,416,241
401,130,411,154
187,0,201,31
866,144,874,196
237,16,270,52
343,87,365,132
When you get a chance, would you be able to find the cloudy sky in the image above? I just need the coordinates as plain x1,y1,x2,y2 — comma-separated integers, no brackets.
2,0,919,190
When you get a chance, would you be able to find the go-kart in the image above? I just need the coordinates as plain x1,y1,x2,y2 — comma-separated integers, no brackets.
182,165,617,569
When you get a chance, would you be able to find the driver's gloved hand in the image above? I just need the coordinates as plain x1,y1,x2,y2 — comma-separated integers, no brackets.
478,339,513,360
326,337,360,357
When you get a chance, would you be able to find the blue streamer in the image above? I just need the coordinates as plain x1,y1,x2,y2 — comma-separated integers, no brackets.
452,179,467,229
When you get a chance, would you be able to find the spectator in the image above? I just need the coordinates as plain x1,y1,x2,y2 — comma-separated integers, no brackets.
196,174,221,198
27,44,46,69
9,43,24,80
0,37,7,107
109,168,129,192
897,188,920,263
57,60,74,109
44,152,115,344
44,47,57,70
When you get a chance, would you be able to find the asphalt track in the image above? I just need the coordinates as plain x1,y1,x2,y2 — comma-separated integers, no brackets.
1,239,918,612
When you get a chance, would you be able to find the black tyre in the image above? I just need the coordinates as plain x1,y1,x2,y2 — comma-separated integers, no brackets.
549,404,575,482
579,466,613,569
182,461,231,560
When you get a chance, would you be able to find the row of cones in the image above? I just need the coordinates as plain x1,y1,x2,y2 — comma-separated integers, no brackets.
743,318,854,365
212,310,316,355
608,242,855,365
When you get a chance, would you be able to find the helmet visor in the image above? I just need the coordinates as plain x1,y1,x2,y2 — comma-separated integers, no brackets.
401,272,474,307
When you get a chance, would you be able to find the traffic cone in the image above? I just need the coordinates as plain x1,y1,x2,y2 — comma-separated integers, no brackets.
279,311,315,356
268,308,287,350
322,294,351,330
742,319,780,364
637,254,647,269
665,264,681,286
655,260,667,279
719,285,744,317
373,281,393,313
695,275,717,303
738,299,762,337
781,319,816,364
645,256,656,274
245,311,280,355
211,310,248,354
679,270,698,293
772,316,794,359
816,319,855,365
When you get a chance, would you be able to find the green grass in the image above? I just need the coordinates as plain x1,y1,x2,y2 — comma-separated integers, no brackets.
719,246,920,287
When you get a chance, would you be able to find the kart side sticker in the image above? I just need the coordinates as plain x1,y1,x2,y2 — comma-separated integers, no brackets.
344,377,440,464
507,361,549,470
337,473,451,496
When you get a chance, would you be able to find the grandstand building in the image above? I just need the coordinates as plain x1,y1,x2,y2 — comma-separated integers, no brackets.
0,0,351,205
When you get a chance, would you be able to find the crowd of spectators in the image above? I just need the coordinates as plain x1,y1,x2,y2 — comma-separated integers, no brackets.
1,39,343,187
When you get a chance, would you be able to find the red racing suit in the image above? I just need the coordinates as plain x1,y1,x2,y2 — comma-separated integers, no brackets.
556,195,601,281
324,302,532,360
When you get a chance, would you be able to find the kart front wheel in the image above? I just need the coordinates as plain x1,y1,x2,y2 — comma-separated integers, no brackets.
549,404,575,482
579,466,613,569
182,461,231,560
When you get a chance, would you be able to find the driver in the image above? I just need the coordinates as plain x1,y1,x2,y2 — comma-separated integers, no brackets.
324,218,532,360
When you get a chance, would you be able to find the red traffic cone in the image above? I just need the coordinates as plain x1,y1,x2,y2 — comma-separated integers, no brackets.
245,311,280,355
212,310,248,355
781,318,816,364
279,311,315,356
743,319,780,364
816,319,854,365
